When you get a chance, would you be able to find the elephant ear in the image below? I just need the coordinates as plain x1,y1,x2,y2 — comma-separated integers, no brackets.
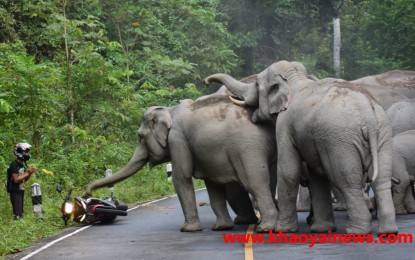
150,107,172,148
267,74,291,114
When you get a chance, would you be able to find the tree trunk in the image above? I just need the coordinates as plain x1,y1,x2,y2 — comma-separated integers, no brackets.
333,15,341,78
62,0,75,144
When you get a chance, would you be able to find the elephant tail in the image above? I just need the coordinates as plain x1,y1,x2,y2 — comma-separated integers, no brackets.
368,108,379,183
368,127,379,183
367,102,387,184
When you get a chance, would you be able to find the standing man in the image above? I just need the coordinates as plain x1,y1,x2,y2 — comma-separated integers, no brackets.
7,143,37,219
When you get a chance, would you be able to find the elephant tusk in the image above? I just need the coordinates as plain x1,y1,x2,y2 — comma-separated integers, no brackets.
229,96,247,106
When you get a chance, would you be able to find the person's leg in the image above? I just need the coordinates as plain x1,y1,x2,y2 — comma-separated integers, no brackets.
10,192,24,219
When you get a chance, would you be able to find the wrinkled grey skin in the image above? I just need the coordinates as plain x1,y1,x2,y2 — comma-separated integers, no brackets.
205,60,398,235
85,88,278,233
351,70,415,100
391,130,415,215
386,99,415,136
298,73,415,212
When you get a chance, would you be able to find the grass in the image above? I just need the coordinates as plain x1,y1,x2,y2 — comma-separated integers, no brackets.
0,164,205,258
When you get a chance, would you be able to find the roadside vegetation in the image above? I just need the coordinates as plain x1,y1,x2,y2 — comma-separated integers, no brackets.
0,0,413,257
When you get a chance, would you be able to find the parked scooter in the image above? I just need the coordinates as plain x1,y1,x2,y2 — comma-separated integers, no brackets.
57,184,128,226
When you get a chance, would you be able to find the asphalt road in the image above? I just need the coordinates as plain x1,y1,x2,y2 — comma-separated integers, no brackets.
9,189,415,260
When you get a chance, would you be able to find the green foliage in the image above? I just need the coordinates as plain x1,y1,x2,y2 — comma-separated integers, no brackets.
136,82,203,108
0,0,414,257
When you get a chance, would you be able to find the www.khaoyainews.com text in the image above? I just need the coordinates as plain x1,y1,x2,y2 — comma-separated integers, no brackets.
223,230,413,248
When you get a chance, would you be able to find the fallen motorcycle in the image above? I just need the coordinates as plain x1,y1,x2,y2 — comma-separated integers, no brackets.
56,184,128,226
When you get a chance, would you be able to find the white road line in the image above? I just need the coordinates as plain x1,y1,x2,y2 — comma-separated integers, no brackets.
20,225,92,260
18,191,182,259
21,189,206,259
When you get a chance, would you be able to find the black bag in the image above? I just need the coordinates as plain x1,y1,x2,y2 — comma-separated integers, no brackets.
5,172,12,193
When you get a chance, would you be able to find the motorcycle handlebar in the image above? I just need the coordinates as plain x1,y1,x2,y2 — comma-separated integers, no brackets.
65,189,73,200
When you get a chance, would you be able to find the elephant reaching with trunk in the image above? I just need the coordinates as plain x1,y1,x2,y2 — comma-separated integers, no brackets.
204,60,398,235
85,87,278,232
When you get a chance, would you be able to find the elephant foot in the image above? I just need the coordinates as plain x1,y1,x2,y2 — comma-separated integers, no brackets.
346,223,372,234
256,221,277,233
406,206,415,214
395,207,408,215
180,221,203,232
234,214,258,225
276,223,298,233
212,224,234,231
332,202,347,211
296,203,310,212
212,218,234,231
310,222,336,233
377,223,398,235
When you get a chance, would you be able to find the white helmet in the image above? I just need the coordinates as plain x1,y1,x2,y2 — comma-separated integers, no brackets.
14,143,32,161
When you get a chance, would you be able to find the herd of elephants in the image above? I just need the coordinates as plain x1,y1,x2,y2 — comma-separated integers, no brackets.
85,60,415,236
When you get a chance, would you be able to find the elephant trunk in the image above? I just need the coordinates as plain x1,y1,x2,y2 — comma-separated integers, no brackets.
204,73,258,106
85,146,148,196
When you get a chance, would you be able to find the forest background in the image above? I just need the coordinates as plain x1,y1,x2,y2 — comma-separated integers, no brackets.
0,0,414,256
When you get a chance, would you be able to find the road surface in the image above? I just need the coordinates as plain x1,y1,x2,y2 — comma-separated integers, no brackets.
8,189,415,260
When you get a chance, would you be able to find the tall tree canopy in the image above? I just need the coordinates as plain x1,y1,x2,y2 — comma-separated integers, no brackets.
0,0,413,186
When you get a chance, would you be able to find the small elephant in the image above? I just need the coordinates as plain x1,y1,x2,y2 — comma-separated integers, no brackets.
391,130,415,214
85,86,278,233
205,60,398,235
386,99,415,136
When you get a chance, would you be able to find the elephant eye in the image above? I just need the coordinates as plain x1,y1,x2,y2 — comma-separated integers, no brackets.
270,83,279,90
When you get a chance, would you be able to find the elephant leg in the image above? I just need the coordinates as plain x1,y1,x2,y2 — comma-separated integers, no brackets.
404,183,415,213
371,144,398,235
392,172,410,215
326,150,372,234
241,162,278,233
308,172,336,233
276,148,302,233
170,138,202,232
225,182,258,225
332,186,347,211
339,186,372,234
205,180,234,231
296,185,311,212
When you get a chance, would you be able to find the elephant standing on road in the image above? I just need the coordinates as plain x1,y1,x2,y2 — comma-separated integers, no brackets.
295,70,415,212
391,130,415,215
204,60,398,235
85,87,278,233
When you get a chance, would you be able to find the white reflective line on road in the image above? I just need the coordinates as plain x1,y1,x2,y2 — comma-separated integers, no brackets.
20,225,92,260
20,189,206,259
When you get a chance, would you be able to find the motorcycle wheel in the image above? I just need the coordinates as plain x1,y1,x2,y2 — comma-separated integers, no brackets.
101,215,117,223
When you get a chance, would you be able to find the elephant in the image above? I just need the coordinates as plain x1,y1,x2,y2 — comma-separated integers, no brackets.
204,60,398,235
304,69,415,110
85,86,279,233
386,99,415,136
351,70,415,100
391,130,415,215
